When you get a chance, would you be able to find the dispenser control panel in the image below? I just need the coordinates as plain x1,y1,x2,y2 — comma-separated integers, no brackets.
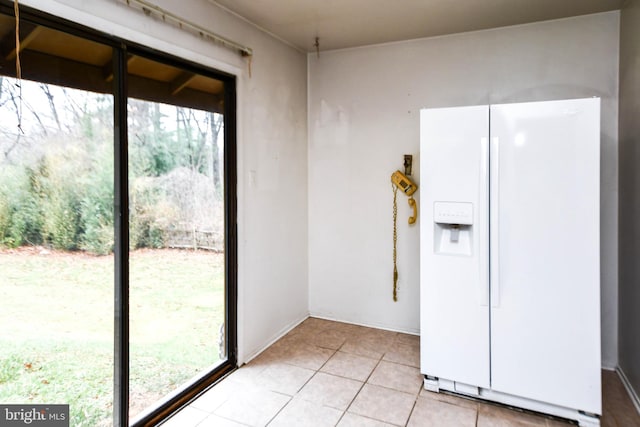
434,202,473,225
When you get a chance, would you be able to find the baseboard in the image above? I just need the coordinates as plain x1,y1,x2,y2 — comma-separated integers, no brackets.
309,312,420,336
617,366,640,416
240,313,309,365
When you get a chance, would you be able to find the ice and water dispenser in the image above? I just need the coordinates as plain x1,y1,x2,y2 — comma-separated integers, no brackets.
433,202,473,256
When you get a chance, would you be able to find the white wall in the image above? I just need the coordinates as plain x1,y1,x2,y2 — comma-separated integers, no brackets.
618,0,640,403
308,12,619,367
23,0,309,364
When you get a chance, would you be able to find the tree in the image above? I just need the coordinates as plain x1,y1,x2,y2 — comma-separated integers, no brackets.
1,77,225,253
209,112,223,198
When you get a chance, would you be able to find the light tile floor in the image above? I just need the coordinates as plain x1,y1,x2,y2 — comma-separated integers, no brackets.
162,318,640,427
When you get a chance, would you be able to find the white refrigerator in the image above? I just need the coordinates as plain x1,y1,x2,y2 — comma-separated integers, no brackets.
419,98,601,426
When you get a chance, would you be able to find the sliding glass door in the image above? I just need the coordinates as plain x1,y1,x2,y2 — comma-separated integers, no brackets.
0,3,236,425
126,55,229,421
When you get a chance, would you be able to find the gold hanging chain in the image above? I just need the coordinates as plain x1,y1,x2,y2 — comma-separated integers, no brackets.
392,183,398,302
14,0,23,134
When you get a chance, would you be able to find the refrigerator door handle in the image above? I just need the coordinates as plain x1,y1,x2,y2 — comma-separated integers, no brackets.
479,137,489,306
490,136,500,308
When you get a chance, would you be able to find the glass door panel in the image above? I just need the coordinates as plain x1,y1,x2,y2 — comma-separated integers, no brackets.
0,23,115,426
126,57,226,419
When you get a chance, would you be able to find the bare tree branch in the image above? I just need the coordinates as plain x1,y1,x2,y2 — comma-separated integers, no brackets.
0,77,10,109
40,83,62,131
20,97,48,136
61,87,81,133
209,112,223,196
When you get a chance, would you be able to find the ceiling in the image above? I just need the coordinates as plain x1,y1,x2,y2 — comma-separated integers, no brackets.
212,0,622,52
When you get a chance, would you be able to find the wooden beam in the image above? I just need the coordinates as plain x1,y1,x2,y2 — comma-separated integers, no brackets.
129,73,224,114
1,23,43,61
0,49,112,93
0,27,14,59
170,71,196,95
103,54,136,82
0,49,224,114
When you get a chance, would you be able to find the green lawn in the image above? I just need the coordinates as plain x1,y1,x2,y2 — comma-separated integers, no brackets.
0,248,225,426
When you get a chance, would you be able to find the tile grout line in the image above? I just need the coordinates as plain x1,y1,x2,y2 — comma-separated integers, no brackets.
262,393,293,427
337,336,400,426
385,356,421,424
325,338,351,426
348,332,423,427
404,400,419,427
264,334,341,426
192,320,622,427
226,322,415,427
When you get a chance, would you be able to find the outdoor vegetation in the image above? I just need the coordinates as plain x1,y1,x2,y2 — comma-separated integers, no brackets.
0,76,224,254
0,76,226,426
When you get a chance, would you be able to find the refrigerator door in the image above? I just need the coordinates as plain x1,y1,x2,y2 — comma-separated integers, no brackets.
420,106,490,388
489,98,601,414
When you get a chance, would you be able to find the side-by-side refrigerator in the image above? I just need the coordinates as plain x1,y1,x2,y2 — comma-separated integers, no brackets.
420,98,601,427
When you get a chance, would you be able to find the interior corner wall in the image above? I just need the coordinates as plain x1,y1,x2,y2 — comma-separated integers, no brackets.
618,0,640,403
307,11,620,367
22,0,309,365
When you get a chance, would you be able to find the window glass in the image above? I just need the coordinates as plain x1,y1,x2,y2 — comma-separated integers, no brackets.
0,23,115,426
126,57,226,420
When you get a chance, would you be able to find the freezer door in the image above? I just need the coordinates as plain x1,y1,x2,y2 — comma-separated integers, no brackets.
420,105,490,388
489,98,601,414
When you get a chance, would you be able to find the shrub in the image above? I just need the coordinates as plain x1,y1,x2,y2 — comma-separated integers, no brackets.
80,157,114,255
130,211,165,250
81,222,114,255
129,177,169,250
43,191,82,251
0,193,11,246
0,168,45,247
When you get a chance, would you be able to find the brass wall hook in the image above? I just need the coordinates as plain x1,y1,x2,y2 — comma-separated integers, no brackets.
404,154,413,176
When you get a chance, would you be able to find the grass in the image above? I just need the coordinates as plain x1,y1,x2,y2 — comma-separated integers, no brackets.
0,248,225,426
